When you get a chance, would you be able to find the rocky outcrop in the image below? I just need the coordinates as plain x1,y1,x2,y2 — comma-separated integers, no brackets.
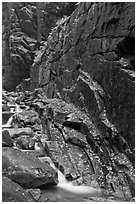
2,147,58,188
2,3,77,92
2,89,135,201
31,2,135,164
2,176,34,202
2,2,135,201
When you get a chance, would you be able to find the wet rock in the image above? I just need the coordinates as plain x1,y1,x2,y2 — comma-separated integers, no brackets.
28,188,41,201
33,1,135,150
2,92,10,104
2,176,34,202
16,109,41,128
30,2,134,195
2,129,13,147
19,78,31,92
2,112,13,125
3,127,33,139
3,147,58,188
66,137,87,148
2,105,11,112
123,172,135,198
15,135,35,150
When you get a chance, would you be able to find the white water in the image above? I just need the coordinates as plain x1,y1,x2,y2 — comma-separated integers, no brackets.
2,104,22,128
10,108,15,113
3,104,103,200
38,155,103,197
57,169,102,196
57,169,72,186
15,104,22,113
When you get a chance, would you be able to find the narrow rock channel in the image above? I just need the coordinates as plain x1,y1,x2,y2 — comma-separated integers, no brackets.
2,2,135,202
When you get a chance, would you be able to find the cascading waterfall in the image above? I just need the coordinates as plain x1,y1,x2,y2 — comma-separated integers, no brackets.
3,103,103,200
2,104,22,128
38,155,103,198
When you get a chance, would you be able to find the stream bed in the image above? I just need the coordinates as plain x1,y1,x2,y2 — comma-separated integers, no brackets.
2,90,134,202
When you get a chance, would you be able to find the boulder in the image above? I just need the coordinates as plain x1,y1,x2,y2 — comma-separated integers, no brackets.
2,129,13,147
16,109,41,128
2,147,58,188
15,135,35,150
2,176,34,202
3,127,33,138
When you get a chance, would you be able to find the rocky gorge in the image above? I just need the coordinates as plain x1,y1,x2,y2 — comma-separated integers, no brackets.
2,2,135,202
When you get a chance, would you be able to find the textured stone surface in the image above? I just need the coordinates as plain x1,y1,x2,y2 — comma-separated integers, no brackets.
2,130,13,147
2,2,135,201
15,135,35,150
28,188,42,202
2,147,58,188
2,3,36,91
31,2,135,161
2,176,34,202
2,33,35,91
29,2,134,198
2,112,13,125
3,127,33,138
2,3,77,92
2,89,135,200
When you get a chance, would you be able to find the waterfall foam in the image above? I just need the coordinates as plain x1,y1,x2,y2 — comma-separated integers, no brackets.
40,156,103,197
2,104,22,128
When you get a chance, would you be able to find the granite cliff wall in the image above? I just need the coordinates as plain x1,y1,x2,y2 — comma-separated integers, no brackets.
2,3,77,91
30,2,135,159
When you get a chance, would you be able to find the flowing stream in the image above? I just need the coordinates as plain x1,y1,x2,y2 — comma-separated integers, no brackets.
38,155,103,201
2,103,103,201
2,104,22,128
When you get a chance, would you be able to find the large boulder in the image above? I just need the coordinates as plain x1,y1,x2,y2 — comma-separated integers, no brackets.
2,176,34,202
2,147,58,188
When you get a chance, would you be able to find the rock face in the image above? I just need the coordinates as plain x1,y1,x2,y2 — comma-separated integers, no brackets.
2,2,135,202
2,3,36,91
2,130,13,147
2,176,34,202
2,147,58,188
2,3,77,92
31,2,135,161
2,88,135,201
